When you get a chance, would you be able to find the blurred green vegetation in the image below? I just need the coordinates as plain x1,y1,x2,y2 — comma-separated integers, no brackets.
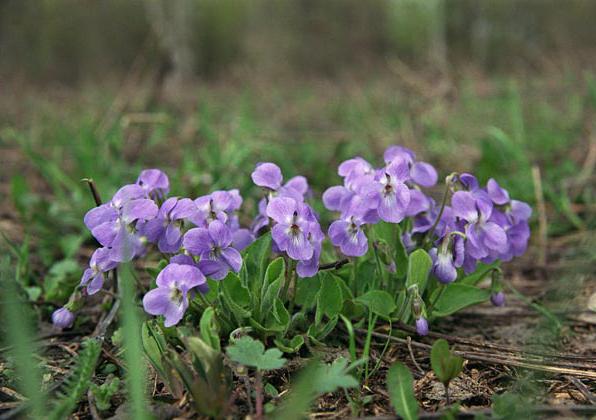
2,0,596,82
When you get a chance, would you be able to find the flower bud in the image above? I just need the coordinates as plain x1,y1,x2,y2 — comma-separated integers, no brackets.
490,291,506,307
412,297,422,318
415,317,429,336
52,307,75,329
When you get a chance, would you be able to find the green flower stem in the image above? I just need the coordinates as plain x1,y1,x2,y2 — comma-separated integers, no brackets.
424,173,457,246
363,311,378,382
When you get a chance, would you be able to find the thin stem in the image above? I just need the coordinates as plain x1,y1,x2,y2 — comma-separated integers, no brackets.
363,311,377,382
372,241,387,290
369,319,392,378
319,258,349,271
82,178,103,206
429,283,446,311
445,381,451,406
242,375,254,414
425,174,456,246
287,264,297,314
254,370,264,420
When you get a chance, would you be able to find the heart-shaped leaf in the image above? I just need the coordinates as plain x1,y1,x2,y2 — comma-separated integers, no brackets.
318,272,343,318
431,339,463,385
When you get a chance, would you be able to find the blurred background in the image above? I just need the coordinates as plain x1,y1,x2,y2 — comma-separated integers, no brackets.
0,0,594,279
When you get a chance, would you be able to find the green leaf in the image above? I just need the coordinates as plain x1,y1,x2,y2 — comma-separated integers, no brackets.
373,220,396,246
271,298,290,331
226,336,286,371
295,274,321,310
386,362,419,420
393,225,409,278
273,335,305,353
312,357,359,393
355,290,396,318
264,257,285,285
307,316,338,344
242,232,272,295
318,272,343,318
199,307,220,351
459,262,499,285
260,257,285,320
430,339,463,385
221,272,252,319
43,259,81,302
406,249,432,293
432,284,491,317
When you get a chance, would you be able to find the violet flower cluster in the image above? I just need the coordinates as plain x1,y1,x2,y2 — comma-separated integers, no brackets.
53,145,531,332
53,169,252,328
322,146,531,334
251,163,323,278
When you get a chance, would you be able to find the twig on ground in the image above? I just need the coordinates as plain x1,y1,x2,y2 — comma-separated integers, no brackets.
359,404,596,419
407,336,425,375
354,329,596,379
393,322,595,361
565,375,596,404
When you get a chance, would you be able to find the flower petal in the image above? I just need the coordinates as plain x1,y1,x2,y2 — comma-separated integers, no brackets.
266,197,296,224
221,247,242,273
451,191,478,222
84,204,117,231
87,273,105,295
112,184,145,207
122,198,158,224
411,162,438,187
142,288,171,315
183,227,212,256
251,162,283,190
208,220,232,248
286,232,313,261
487,178,510,205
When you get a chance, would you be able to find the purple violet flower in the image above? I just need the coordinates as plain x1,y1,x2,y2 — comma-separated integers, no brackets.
183,220,243,280
80,247,118,295
137,169,170,199
191,190,240,227
451,190,507,260
328,216,368,257
142,263,206,327
415,317,429,336
84,184,158,262
266,197,317,261
296,221,324,278
252,162,283,190
52,307,75,329
491,291,506,307
139,197,196,253
367,159,411,223
430,234,465,284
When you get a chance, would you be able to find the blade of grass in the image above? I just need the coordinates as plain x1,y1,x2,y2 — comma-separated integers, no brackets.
0,256,46,419
119,263,150,420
